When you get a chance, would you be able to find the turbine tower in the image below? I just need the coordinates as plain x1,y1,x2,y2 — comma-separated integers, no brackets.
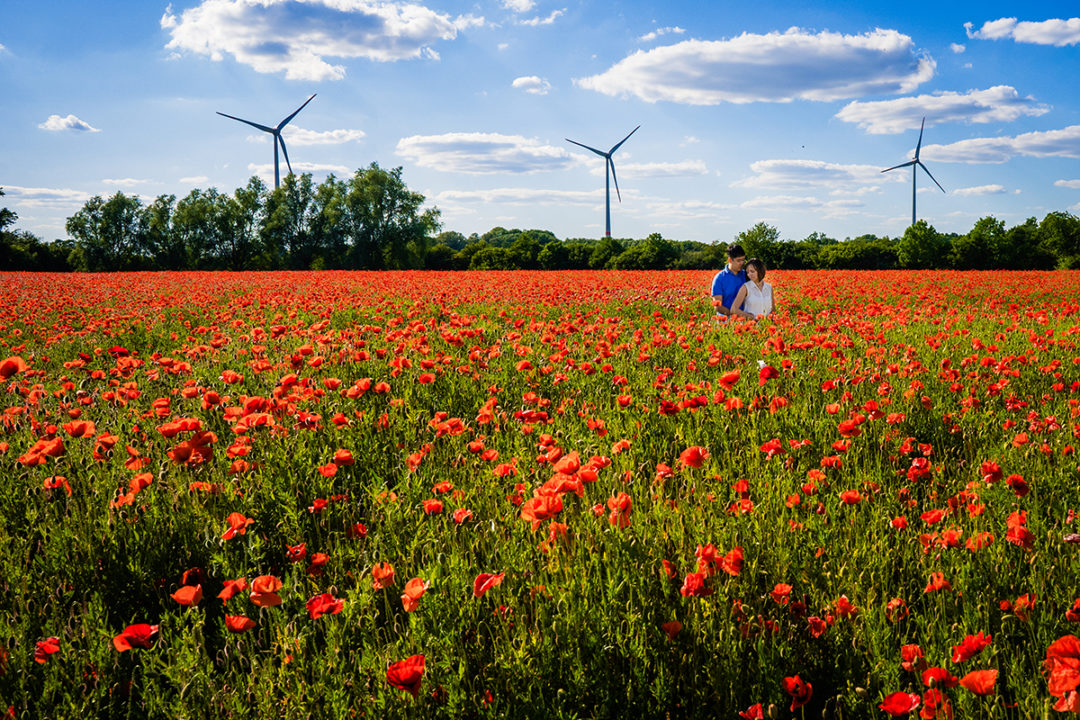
882,116,945,227
217,94,317,189
566,125,640,238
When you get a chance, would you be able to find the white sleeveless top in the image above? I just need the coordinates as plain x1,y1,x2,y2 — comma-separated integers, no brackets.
743,281,772,317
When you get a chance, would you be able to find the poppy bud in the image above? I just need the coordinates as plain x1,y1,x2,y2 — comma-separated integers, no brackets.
767,704,779,719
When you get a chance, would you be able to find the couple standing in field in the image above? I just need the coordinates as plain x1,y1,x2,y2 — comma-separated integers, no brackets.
710,243,775,320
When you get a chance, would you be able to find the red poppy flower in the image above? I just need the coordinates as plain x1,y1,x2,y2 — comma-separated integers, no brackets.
678,446,709,469
770,583,792,605
919,688,951,719
739,704,763,719
607,492,632,528
473,572,505,598
661,620,682,641
924,572,951,593
958,669,997,696
222,512,253,540
372,562,395,590
112,623,159,652
34,637,60,664
520,495,563,531
807,616,827,638
921,667,958,689
879,691,920,717
782,675,813,711
218,578,247,603
249,575,283,607
402,578,429,612
758,365,780,385
1045,635,1080,699
422,499,444,515
171,584,203,606
386,654,425,698
886,598,909,622
951,631,992,663
306,592,344,619
225,615,256,633
901,644,927,673
720,546,744,577
679,572,712,598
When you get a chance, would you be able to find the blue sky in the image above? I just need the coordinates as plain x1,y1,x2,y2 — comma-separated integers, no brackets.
3,0,1080,244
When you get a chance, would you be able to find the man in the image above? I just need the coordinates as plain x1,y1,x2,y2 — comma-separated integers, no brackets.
711,244,747,316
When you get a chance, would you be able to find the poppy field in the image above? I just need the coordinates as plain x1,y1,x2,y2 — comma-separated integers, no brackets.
2,269,1080,719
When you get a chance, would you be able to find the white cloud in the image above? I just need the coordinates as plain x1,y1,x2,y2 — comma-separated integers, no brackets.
179,176,210,184
739,194,863,217
38,114,100,132
519,8,564,26
950,43,966,53
436,187,603,205
512,75,552,95
497,42,509,50
247,161,351,181
284,126,365,145
501,0,534,12
639,26,685,42
733,159,896,190
681,136,700,146
965,17,1080,46
921,124,1080,163
1055,179,1080,189
102,178,151,187
952,184,1006,196
161,0,484,81
396,132,573,173
1,185,93,209
574,28,935,105
836,86,1050,134
586,159,708,178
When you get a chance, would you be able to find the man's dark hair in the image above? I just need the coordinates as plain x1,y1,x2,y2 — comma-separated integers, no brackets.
727,243,745,259
746,257,767,280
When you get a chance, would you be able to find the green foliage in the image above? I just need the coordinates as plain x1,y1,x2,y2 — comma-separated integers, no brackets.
897,220,951,269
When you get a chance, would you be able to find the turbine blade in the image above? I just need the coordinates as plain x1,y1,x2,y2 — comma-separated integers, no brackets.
565,138,608,157
278,93,317,130
882,161,916,173
217,112,275,134
914,116,925,160
918,161,946,193
609,157,622,202
608,124,641,154
278,135,294,177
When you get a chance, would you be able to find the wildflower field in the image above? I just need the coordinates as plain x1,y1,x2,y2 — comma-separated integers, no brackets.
1,269,1080,719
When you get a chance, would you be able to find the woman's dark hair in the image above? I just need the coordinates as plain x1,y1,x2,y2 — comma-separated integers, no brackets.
746,257,766,280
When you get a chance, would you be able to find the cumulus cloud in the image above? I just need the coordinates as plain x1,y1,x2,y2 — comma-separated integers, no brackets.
512,76,552,95
836,86,1050,134
921,124,1080,163
248,161,351,180
965,17,1080,46
102,178,151,187
501,0,534,11
396,132,573,173
574,28,934,105
519,8,564,26
436,187,603,205
733,159,896,190
38,114,100,132
1,185,92,209
284,127,365,145
739,194,863,218
161,0,484,81
179,176,210,184
639,26,685,42
1055,179,1080,189
585,159,708,178
952,184,1007,196
950,43,966,53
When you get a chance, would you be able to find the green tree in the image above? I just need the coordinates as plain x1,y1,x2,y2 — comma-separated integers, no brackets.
1038,211,1080,268
226,177,268,270
950,216,1004,270
342,163,440,270
66,192,148,271
897,220,949,269
589,237,624,269
735,222,781,260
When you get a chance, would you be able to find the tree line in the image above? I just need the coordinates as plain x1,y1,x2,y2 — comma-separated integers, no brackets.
3,171,1080,272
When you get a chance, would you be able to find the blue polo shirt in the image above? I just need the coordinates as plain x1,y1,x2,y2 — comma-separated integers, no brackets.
711,267,747,313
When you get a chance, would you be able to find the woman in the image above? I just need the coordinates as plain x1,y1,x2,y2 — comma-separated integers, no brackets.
730,258,774,320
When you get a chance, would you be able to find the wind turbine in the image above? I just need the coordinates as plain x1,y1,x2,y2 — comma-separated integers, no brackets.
217,94,316,189
882,116,945,227
566,125,640,238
